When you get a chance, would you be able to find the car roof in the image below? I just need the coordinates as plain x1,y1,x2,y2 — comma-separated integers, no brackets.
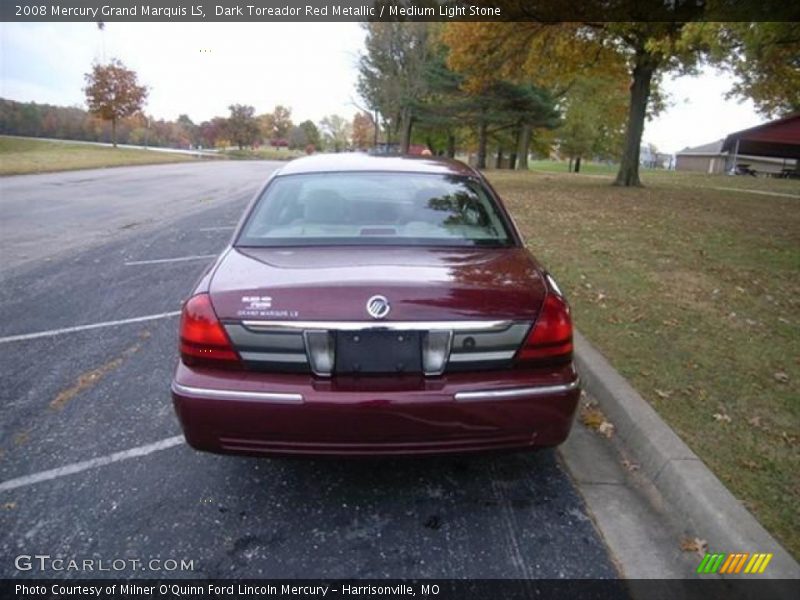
276,153,479,177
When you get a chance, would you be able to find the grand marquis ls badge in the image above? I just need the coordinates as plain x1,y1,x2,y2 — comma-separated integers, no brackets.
366,295,391,319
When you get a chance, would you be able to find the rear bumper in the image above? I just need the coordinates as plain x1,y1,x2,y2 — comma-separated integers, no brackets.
171,362,580,457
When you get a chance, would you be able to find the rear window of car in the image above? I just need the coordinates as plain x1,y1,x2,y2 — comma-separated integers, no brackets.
236,172,515,247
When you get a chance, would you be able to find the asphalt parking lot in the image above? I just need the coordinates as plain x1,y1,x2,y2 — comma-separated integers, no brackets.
0,161,619,579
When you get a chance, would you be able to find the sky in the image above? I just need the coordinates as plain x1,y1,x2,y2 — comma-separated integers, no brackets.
1,22,766,154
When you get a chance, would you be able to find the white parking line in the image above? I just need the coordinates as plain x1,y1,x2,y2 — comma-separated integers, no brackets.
125,254,217,266
0,311,181,344
0,436,185,493
199,226,236,231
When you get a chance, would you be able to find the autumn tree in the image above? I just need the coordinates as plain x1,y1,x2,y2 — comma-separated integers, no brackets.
226,104,259,149
443,21,627,170
198,117,228,149
351,112,376,149
259,105,293,142
445,3,798,186
83,58,148,147
697,22,800,117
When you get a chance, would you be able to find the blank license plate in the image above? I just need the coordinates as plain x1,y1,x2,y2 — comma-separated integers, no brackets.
334,331,422,374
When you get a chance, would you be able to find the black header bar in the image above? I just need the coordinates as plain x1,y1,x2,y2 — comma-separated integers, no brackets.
3,579,800,600
3,1,799,22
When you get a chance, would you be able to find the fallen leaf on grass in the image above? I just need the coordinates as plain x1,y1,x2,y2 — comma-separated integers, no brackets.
773,371,789,384
680,537,708,556
747,416,762,428
655,389,672,399
713,413,732,423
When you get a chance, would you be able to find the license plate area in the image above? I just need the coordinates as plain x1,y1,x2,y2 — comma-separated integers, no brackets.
334,330,422,374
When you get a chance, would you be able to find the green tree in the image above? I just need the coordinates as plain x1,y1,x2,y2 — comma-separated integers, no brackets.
465,81,560,169
83,58,148,147
226,104,259,149
288,125,308,150
319,114,351,152
176,114,199,147
299,120,321,150
558,75,628,172
358,22,432,153
409,45,469,158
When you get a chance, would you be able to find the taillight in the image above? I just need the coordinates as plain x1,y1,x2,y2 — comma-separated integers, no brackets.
179,293,240,367
517,289,573,363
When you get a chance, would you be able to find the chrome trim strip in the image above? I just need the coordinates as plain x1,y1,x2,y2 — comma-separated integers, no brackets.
241,320,513,333
171,382,303,404
454,380,580,402
239,351,308,363
448,350,516,363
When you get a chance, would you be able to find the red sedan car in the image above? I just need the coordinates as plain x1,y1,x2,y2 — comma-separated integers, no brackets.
172,154,579,456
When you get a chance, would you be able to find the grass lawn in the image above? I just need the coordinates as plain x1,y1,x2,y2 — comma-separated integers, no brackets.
0,136,199,176
529,159,619,176
528,159,800,195
486,169,800,557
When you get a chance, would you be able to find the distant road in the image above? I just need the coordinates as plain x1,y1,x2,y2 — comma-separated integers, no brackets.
0,160,281,274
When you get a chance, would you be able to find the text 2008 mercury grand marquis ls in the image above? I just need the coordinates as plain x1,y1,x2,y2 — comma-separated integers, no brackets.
171,153,579,456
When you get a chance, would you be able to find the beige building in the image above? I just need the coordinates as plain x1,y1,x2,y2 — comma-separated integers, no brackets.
676,115,799,176
676,140,796,175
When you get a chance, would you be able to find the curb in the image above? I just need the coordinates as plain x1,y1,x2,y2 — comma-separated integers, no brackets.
573,330,800,579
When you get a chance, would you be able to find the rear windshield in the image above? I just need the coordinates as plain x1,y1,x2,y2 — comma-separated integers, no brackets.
236,172,515,247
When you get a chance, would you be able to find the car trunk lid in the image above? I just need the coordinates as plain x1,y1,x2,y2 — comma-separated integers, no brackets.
209,246,545,322
209,246,545,375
